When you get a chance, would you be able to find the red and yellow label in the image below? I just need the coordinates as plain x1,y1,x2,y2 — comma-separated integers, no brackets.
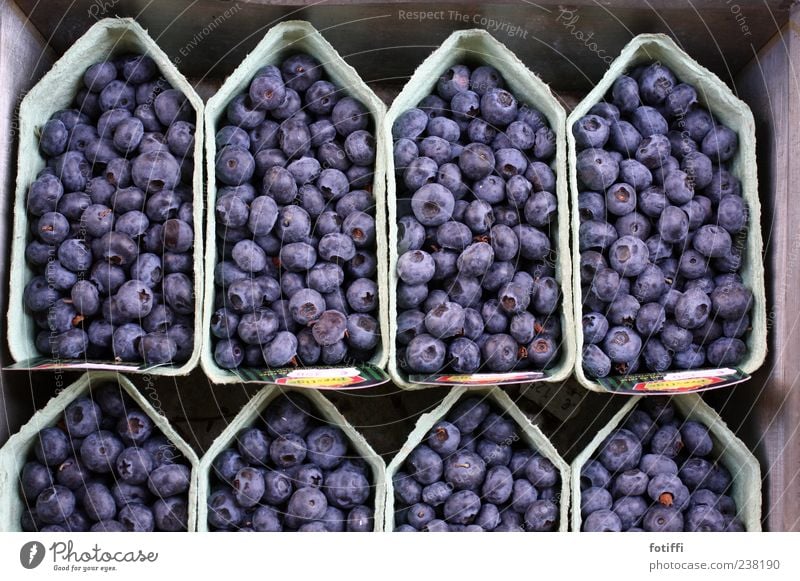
632,376,723,392
275,375,366,388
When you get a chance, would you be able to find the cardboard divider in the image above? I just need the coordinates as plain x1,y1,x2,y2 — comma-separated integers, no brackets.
0,371,201,532
196,385,386,531
200,20,389,388
567,34,766,393
384,29,575,390
7,17,205,376
384,385,570,531
570,393,762,532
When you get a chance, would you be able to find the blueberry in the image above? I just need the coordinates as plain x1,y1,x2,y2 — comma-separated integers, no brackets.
34,427,70,467
578,220,618,254
706,337,747,366
573,114,610,149
581,486,612,517
37,485,76,524
262,331,299,367
305,426,348,470
647,472,690,512
710,282,752,320
432,65,470,102
576,148,619,190
701,125,738,163
611,75,640,112
207,489,242,530
138,332,178,364
597,429,642,473
147,496,186,532
479,334,518,372
612,496,649,531
27,173,65,216
323,467,370,510
524,499,558,532
20,461,54,500
64,397,102,438
510,478,539,513
442,490,481,525
331,97,369,136
406,334,447,373
111,503,153,533
524,191,558,229
78,430,123,473
589,102,620,122
582,344,612,378
79,481,116,522
448,397,490,434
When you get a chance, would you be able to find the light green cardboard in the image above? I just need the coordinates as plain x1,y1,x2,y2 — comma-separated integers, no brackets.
196,385,386,531
567,34,766,392
384,385,570,531
384,29,575,390
0,371,200,532
201,20,389,387
7,18,205,376
570,393,762,532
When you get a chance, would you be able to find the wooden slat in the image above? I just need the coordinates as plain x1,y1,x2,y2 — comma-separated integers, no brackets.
0,0,55,443
705,12,800,532
12,0,789,93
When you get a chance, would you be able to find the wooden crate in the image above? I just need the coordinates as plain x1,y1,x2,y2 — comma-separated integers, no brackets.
0,0,797,532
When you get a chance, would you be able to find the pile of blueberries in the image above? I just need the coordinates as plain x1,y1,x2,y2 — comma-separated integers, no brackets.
580,398,742,532
207,393,374,532
211,54,380,370
392,396,561,532
19,383,191,532
575,62,753,378
24,54,196,365
393,64,563,376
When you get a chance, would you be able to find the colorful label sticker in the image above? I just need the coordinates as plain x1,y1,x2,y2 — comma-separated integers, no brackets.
409,370,547,387
7,357,158,372
224,364,389,389
597,367,749,394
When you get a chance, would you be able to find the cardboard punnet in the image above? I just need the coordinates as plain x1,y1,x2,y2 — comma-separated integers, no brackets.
7,18,205,376
384,29,575,390
0,371,201,532
567,34,766,393
201,20,389,388
196,385,386,531
570,393,762,532
384,385,570,531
